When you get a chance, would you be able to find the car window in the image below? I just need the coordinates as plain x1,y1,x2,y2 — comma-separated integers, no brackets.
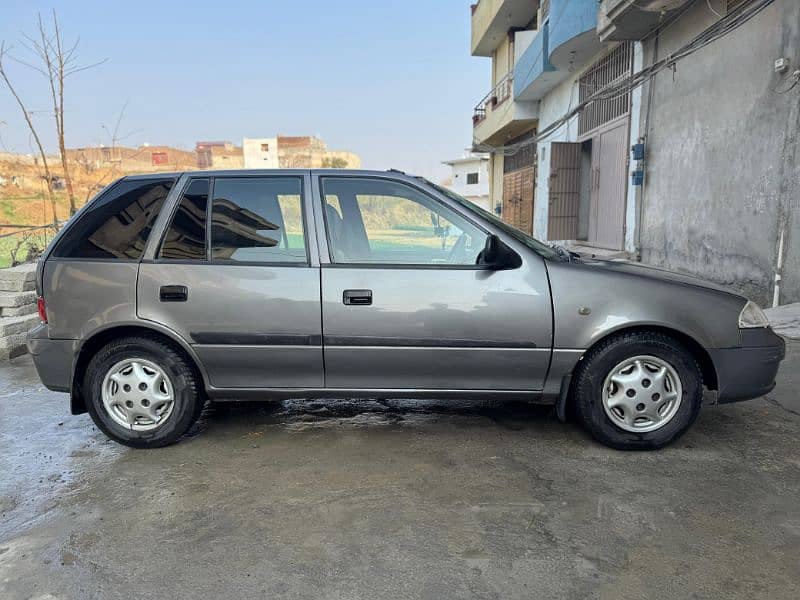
321,177,487,265
52,177,175,260
159,179,209,260
421,178,561,261
210,177,307,263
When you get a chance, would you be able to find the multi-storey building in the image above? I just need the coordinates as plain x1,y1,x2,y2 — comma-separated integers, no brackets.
471,0,800,304
470,0,541,234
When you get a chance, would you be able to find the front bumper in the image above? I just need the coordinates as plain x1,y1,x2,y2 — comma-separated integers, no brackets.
709,328,786,403
27,323,74,393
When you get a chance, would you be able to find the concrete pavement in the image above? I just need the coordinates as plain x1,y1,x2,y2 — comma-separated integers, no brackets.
1,342,799,600
766,303,800,340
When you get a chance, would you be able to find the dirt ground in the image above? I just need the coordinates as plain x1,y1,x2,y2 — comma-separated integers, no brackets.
1,341,799,600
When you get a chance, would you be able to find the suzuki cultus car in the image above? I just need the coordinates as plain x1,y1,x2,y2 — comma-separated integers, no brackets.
28,170,785,449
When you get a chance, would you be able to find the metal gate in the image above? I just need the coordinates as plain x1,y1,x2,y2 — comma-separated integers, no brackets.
588,120,628,250
547,142,582,240
578,43,633,250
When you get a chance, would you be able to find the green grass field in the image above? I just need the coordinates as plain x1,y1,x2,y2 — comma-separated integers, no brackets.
0,230,52,268
0,191,66,268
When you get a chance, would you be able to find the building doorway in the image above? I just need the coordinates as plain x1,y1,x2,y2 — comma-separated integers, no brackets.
577,42,633,250
501,132,536,234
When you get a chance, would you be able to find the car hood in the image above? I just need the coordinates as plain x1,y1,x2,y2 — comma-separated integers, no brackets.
575,258,744,298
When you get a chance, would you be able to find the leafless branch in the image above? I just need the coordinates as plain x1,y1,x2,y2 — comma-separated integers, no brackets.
0,40,58,224
7,11,108,215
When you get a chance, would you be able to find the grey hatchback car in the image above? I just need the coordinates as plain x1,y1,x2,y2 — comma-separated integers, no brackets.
27,169,785,450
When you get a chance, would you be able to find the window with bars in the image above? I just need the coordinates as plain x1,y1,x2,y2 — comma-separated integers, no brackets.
503,131,537,173
578,42,633,137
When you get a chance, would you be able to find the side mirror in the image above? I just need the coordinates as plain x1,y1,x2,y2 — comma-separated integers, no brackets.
477,234,521,270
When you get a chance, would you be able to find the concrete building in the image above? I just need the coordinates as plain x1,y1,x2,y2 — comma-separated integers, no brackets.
470,0,799,305
470,0,541,233
65,145,197,172
470,0,646,247
199,137,360,171
276,135,361,169
195,141,244,170
240,135,361,170
442,153,492,211
243,138,278,169
626,0,800,306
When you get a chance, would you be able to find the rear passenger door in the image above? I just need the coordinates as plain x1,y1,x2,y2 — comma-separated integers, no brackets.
138,173,323,389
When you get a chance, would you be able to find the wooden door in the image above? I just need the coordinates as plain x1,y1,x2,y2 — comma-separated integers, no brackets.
502,167,535,235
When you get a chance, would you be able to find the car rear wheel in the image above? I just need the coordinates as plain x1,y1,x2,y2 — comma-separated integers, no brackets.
84,336,204,448
573,331,702,450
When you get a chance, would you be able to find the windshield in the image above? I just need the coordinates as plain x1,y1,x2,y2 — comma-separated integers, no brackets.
420,178,562,261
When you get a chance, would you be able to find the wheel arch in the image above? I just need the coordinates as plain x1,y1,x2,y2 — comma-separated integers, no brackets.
557,324,718,422
70,323,208,415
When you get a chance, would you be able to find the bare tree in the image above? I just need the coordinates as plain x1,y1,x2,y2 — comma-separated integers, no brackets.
83,101,145,203
0,42,58,224
19,10,106,215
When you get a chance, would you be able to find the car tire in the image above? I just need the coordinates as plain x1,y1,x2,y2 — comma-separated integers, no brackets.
84,335,204,448
572,331,702,450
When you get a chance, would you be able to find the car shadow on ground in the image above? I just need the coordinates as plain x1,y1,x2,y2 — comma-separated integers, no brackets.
195,397,559,436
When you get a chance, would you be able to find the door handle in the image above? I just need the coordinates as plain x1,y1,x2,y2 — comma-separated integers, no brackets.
343,289,372,306
160,285,188,302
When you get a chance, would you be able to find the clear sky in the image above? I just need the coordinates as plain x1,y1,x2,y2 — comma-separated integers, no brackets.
0,0,489,180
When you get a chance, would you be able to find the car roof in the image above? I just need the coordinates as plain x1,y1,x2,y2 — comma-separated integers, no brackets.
123,168,416,180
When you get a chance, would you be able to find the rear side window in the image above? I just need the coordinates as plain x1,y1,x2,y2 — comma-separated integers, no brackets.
211,177,307,263
159,179,209,260
53,178,175,260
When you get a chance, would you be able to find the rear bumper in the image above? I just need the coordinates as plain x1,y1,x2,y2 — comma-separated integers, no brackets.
709,328,786,403
27,323,73,393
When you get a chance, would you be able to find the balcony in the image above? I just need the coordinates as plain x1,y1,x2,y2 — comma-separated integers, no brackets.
513,23,556,102
473,73,539,146
597,0,692,42
514,0,602,101
471,0,540,57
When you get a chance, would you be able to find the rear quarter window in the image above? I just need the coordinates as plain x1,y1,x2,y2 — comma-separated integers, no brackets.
52,178,176,260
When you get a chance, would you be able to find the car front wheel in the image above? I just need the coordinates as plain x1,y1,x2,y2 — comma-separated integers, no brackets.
84,335,204,448
573,331,703,450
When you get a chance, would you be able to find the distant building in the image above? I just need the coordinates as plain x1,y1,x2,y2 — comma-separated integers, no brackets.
64,145,196,172
442,153,491,212
243,138,278,169
275,135,361,169
195,141,243,169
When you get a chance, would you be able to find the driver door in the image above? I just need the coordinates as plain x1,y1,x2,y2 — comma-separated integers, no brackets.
315,174,552,391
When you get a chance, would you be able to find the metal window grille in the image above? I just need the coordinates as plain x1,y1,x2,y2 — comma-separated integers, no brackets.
503,143,536,173
466,172,479,185
578,42,633,137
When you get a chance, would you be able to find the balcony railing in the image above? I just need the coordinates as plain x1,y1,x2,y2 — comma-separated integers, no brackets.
473,73,513,126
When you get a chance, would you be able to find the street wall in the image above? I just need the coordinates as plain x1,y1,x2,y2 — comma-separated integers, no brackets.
638,0,800,305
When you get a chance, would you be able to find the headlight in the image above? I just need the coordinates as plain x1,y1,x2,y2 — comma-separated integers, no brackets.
738,300,770,328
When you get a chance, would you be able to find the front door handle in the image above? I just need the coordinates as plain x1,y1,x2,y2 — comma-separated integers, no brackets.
160,285,188,302
343,289,372,306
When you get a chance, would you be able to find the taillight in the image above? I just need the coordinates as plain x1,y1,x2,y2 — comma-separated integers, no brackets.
37,296,48,323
